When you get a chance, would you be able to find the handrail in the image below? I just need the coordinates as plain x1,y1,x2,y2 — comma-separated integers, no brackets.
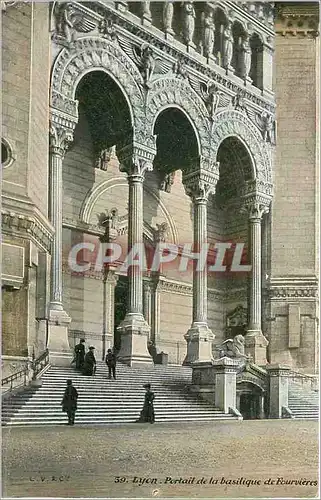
31,348,49,380
2,368,28,390
2,349,50,392
282,406,295,419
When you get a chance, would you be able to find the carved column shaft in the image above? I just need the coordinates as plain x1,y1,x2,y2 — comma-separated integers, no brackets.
117,145,155,366
193,197,207,324
143,280,152,332
247,202,269,334
102,271,118,360
49,125,73,310
182,162,218,365
128,172,144,315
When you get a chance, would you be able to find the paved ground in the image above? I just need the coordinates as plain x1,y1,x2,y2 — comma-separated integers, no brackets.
2,420,319,499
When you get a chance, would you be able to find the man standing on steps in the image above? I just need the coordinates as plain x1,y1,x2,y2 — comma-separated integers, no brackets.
135,383,155,424
82,346,96,376
105,348,116,379
61,379,78,426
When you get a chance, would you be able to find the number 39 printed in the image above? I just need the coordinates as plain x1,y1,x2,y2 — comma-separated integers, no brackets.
114,477,127,483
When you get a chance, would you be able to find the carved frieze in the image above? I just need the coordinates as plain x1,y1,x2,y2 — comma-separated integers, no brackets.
211,110,272,184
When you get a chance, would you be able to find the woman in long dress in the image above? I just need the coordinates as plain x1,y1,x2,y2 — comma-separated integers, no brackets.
136,383,155,423
82,346,96,376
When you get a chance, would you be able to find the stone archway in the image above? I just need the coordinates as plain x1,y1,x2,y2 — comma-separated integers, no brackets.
211,110,272,190
50,36,145,130
146,76,211,158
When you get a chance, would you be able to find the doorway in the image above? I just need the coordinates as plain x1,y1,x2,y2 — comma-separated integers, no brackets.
114,276,128,352
239,393,261,419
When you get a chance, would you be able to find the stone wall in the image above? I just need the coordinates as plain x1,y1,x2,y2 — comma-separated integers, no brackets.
1,4,51,365
268,6,319,373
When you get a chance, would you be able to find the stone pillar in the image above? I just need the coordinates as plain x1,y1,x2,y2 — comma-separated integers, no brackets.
152,275,164,345
117,144,155,365
261,39,274,97
182,165,218,365
245,200,270,365
143,279,152,337
47,123,73,365
213,357,240,413
266,364,291,418
102,270,118,360
141,1,152,26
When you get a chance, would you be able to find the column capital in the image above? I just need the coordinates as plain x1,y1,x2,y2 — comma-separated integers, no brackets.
118,139,156,180
182,157,219,202
49,123,74,158
243,200,270,221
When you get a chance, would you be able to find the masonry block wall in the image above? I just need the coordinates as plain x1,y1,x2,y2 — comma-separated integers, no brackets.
2,3,51,362
267,4,319,373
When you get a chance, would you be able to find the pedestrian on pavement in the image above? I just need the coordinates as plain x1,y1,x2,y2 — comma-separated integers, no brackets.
74,338,85,370
82,346,96,376
105,348,116,379
135,383,155,424
61,379,78,426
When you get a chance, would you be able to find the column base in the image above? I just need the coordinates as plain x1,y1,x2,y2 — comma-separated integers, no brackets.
183,323,215,366
117,313,153,366
47,308,72,366
245,331,268,366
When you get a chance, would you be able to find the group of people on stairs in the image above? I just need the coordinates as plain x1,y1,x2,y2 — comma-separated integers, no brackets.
73,339,117,379
61,339,155,425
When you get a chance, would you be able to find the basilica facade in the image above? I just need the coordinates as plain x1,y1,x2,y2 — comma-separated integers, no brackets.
1,2,319,377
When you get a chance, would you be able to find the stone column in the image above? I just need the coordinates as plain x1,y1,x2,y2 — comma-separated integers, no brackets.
102,270,118,360
244,200,269,365
143,279,152,336
266,364,291,418
141,1,152,26
152,275,164,345
47,123,73,365
213,357,240,414
261,39,274,97
117,145,155,365
182,167,218,365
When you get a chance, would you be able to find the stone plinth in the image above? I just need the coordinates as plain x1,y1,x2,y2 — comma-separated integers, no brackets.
213,357,240,414
47,309,72,366
183,324,214,365
190,361,216,404
245,333,268,366
266,364,291,418
117,313,153,366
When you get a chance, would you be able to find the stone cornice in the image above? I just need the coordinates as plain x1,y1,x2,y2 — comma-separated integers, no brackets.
275,2,319,37
1,196,54,252
266,276,319,300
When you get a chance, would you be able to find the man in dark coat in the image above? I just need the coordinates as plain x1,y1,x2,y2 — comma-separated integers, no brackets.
105,348,116,379
82,346,96,376
136,383,155,424
61,379,78,425
74,338,85,370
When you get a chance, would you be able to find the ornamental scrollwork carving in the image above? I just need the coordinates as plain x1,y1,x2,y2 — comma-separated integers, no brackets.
210,110,272,184
51,37,144,131
49,124,74,157
118,142,155,179
183,160,219,202
146,77,210,158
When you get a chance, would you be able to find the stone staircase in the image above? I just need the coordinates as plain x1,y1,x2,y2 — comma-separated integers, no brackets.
288,382,319,419
2,362,237,426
